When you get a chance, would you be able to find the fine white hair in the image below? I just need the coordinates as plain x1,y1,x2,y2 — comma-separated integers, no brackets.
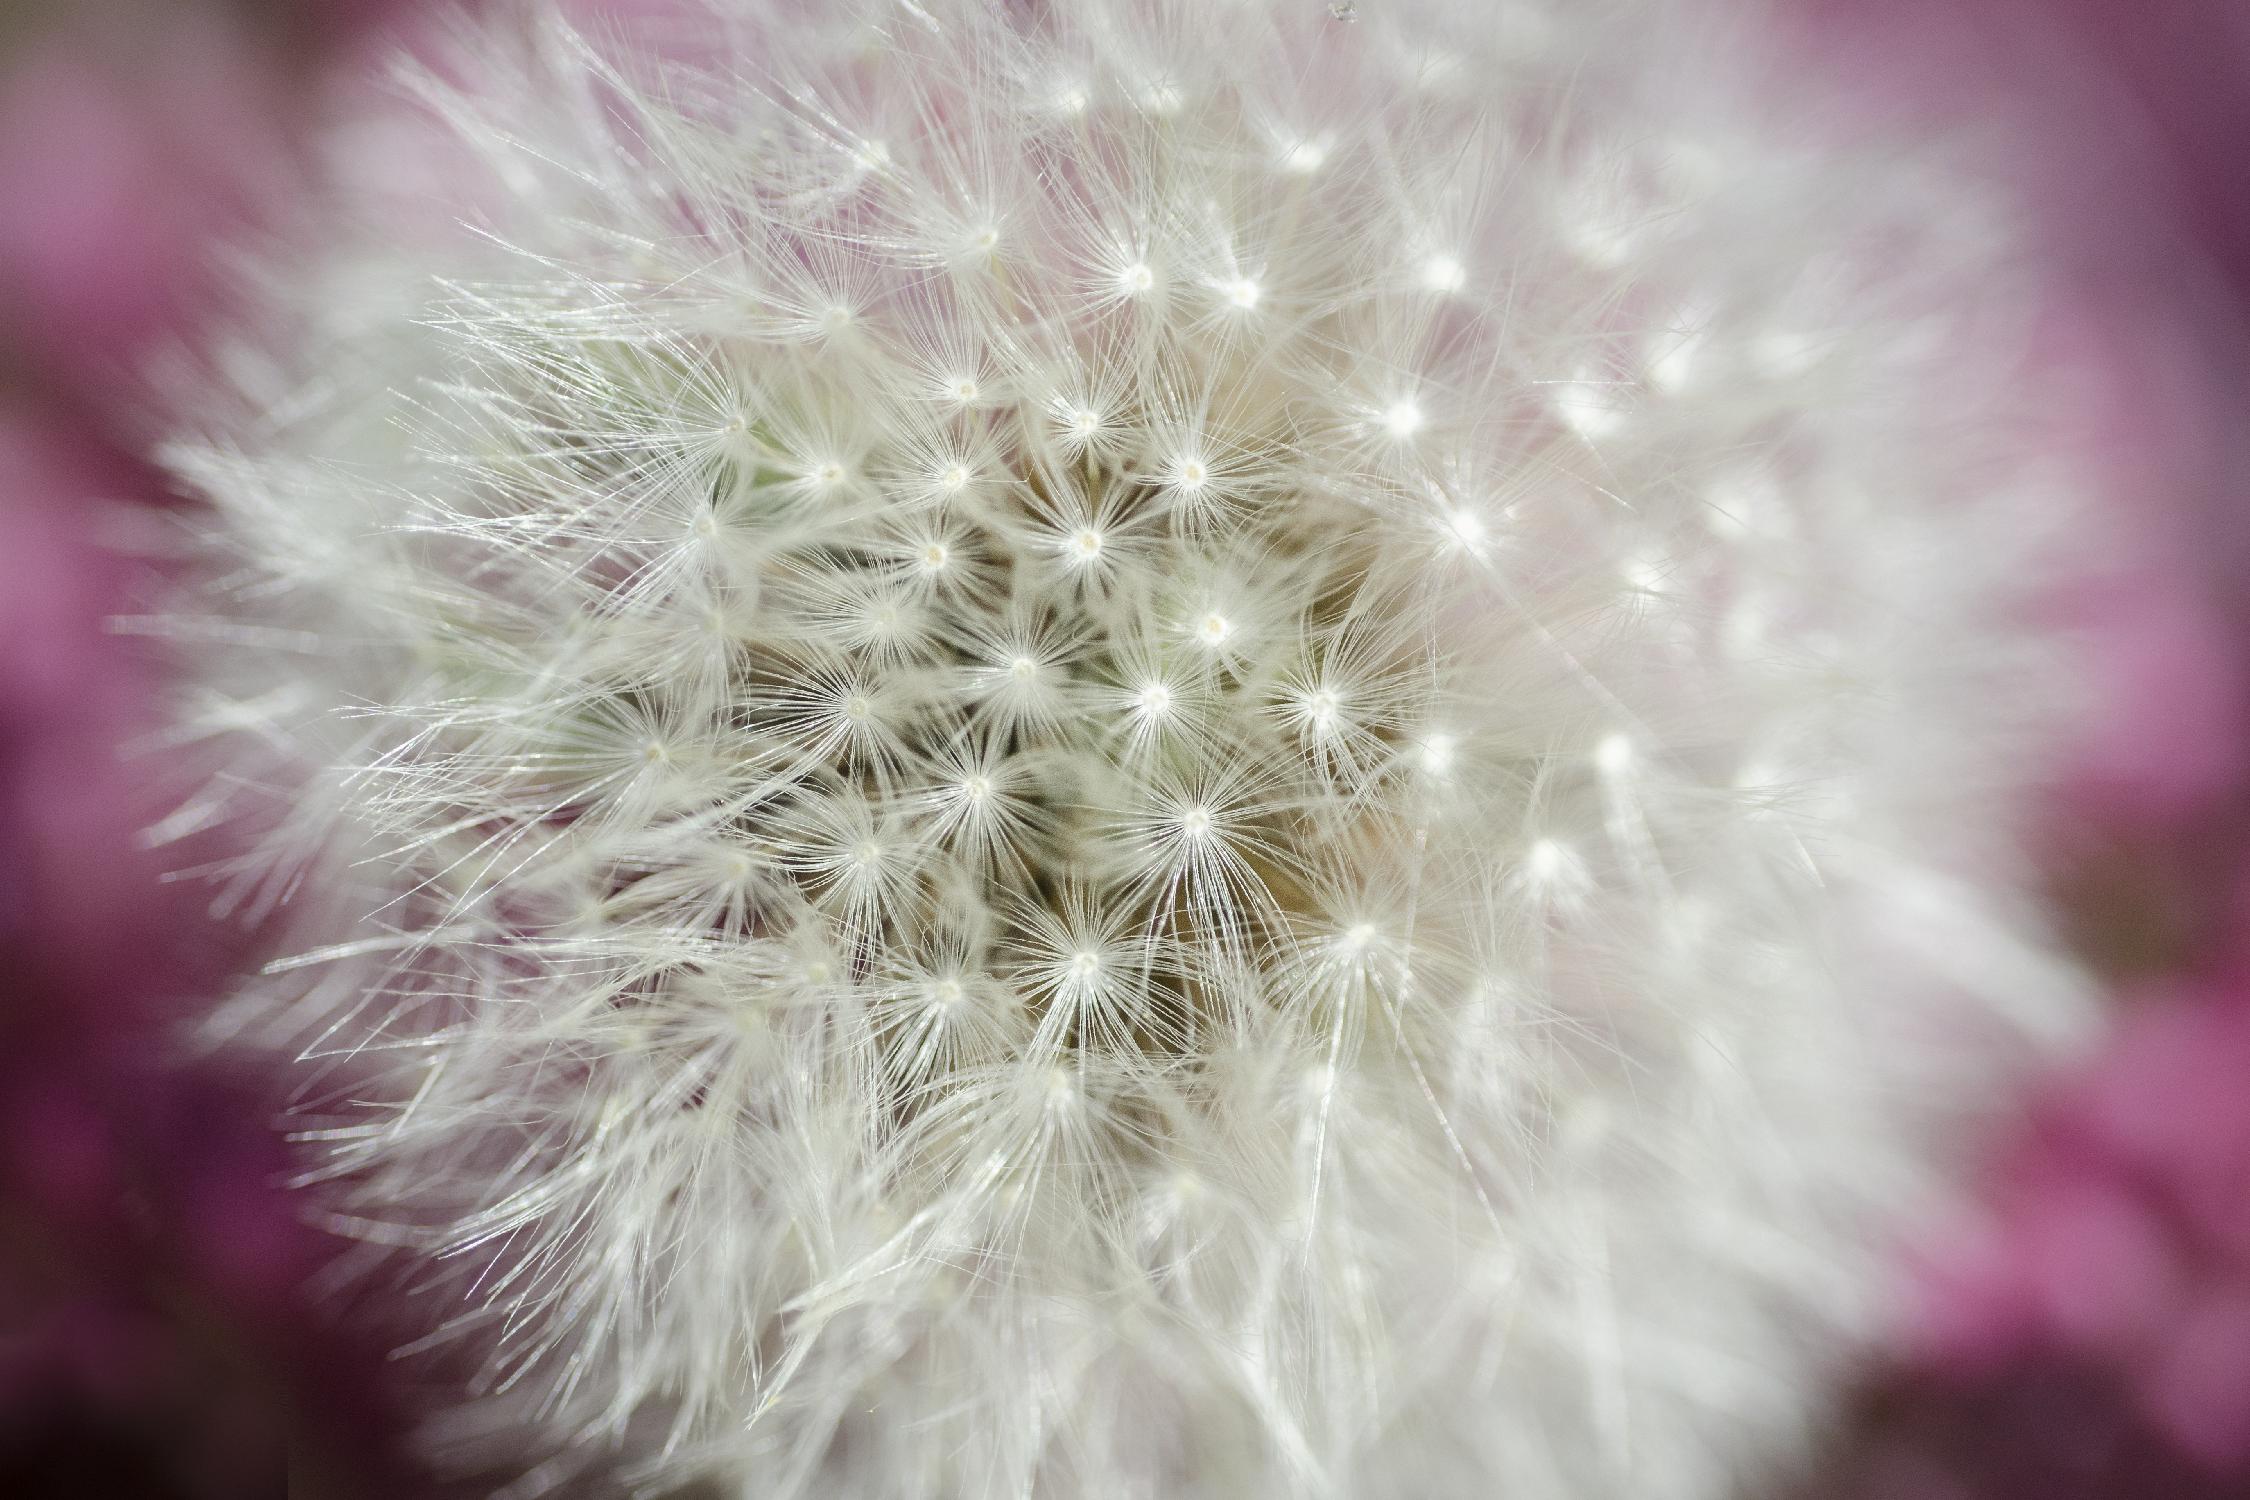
157,1,2108,1495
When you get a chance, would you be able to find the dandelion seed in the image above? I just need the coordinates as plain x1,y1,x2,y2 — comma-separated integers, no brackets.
1422,252,1467,293
1445,506,1489,551
1554,377,1627,438
1140,80,1186,117
1594,732,1635,776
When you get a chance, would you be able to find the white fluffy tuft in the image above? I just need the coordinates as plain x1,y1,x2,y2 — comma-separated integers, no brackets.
157,1,2109,1496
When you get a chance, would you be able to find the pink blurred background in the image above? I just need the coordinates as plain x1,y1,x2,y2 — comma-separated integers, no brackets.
0,1,2244,1496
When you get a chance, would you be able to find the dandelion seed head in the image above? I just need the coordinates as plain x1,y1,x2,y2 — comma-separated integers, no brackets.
160,1,2116,1495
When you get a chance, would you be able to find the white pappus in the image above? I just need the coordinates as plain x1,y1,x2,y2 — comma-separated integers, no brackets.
155,0,2114,1496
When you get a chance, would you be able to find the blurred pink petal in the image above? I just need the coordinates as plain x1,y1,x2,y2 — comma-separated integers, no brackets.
0,56,178,361
2140,1285,2250,1471
2015,1174,2182,1354
0,14,300,385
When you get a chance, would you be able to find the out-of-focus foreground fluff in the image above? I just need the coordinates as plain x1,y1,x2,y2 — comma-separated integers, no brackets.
154,0,2123,1494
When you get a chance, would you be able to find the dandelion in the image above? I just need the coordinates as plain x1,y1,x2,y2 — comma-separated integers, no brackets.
159,1,2120,1496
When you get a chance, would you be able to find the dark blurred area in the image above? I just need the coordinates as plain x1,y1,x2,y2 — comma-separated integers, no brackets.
0,8,458,1498
1,1,2247,1497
